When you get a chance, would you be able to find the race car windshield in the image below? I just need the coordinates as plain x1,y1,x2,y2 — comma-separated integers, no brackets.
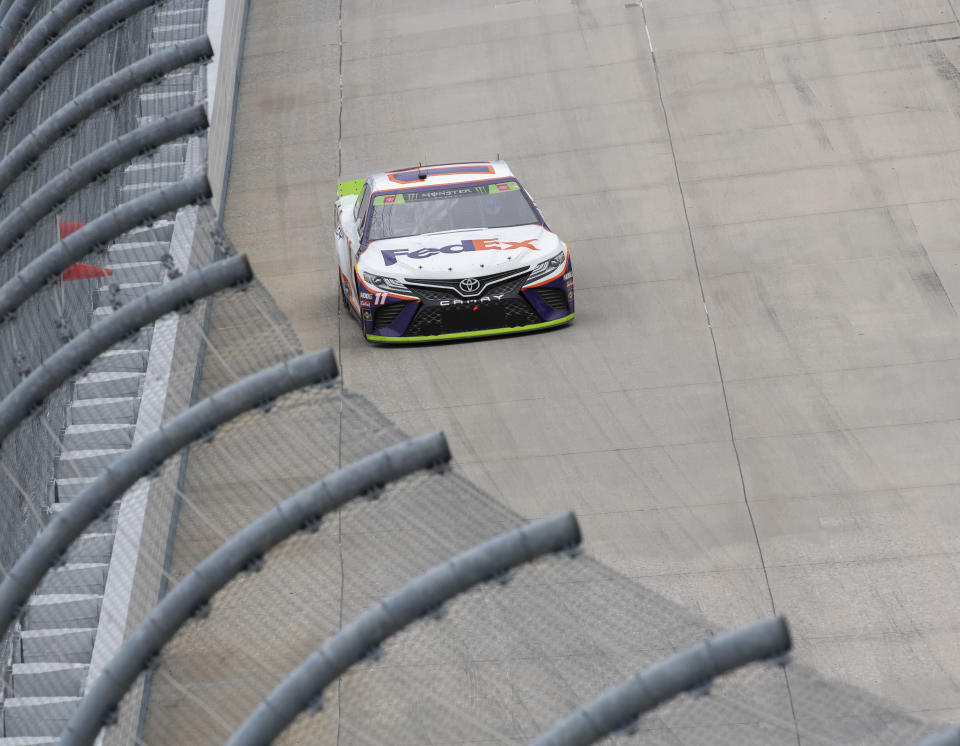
366,181,539,241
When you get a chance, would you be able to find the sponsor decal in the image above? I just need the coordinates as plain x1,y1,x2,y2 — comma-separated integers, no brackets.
459,278,480,294
439,295,505,307
373,181,519,205
360,288,389,306
403,186,487,202
381,237,538,266
363,310,372,319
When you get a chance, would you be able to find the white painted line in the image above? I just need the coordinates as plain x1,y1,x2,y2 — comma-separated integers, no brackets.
123,163,182,173
154,22,196,32
157,8,201,17
139,91,192,100
86,135,203,694
207,0,225,113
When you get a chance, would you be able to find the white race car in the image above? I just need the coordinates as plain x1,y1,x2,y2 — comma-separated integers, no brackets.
335,161,574,343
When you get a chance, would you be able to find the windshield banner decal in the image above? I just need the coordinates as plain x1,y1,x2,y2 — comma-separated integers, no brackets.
380,237,538,266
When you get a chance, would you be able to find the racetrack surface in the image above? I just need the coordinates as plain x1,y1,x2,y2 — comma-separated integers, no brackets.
224,0,960,724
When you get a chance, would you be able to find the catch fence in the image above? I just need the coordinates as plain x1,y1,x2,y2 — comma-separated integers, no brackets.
0,0,956,744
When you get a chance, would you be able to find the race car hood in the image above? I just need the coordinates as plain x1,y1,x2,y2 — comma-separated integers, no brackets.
358,225,561,278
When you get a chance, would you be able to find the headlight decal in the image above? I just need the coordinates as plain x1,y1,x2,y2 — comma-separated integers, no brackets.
357,267,419,302
523,248,569,289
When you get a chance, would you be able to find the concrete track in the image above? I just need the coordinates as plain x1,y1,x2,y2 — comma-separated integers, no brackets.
225,0,960,722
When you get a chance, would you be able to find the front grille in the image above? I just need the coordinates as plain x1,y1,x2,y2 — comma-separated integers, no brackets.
406,273,529,303
405,298,540,337
405,267,529,298
400,270,542,338
373,302,408,329
535,287,569,312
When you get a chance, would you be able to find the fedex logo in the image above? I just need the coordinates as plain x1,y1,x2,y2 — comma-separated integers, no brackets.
380,238,537,267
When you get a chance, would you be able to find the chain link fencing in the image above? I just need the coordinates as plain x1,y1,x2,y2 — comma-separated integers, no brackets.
0,0,956,744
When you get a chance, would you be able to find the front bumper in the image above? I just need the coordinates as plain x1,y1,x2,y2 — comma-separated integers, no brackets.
362,264,574,343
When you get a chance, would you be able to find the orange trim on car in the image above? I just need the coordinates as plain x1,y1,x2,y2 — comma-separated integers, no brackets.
523,252,570,290
355,264,420,302
386,163,495,185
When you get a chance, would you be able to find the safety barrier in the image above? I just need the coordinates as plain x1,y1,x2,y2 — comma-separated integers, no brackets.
62,432,451,745
528,616,792,746
226,512,583,746
0,174,212,320
0,348,340,642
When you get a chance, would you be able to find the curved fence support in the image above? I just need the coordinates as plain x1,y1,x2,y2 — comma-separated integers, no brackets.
916,728,960,746
0,347,340,642
0,36,213,196
0,0,40,59
62,431,452,746
0,0,161,125
0,253,251,446
527,616,792,746
0,104,208,257
0,0,101,93
0,173,212,320
226,512,582,746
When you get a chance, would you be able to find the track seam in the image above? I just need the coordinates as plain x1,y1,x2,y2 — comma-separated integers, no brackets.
636,3,802,743
335,0,345,743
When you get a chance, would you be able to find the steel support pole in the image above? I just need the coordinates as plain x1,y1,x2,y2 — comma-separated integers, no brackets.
0,0,40,59
0,348,340,642
226,512,582,746
0,173,212,320
0,253,251,448
62,432,452,746
0,104,208,258
0,36,213,197
527,616,792,746
0,0,161,125
0,0,98,93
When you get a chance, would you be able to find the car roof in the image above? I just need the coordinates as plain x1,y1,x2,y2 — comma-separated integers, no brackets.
367,161,515,193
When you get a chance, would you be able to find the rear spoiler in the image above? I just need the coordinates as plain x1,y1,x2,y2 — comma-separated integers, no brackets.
337,178,364,199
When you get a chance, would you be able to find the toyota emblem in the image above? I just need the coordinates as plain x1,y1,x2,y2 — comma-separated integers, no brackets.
459,277,481,294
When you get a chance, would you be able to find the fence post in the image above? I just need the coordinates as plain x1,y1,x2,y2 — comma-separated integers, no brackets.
0,104,208,258
0,0,40,59
0,36,213,197
0,348,340,643
0,253,250,449
528,616,792,746
0,0,162,125
0,174,212,320
61,432,452,746
226,512,583,746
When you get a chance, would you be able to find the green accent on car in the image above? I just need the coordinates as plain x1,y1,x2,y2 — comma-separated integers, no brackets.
366,313,574,343
337,178,365,199
373,194,406,205
487,181,520,193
